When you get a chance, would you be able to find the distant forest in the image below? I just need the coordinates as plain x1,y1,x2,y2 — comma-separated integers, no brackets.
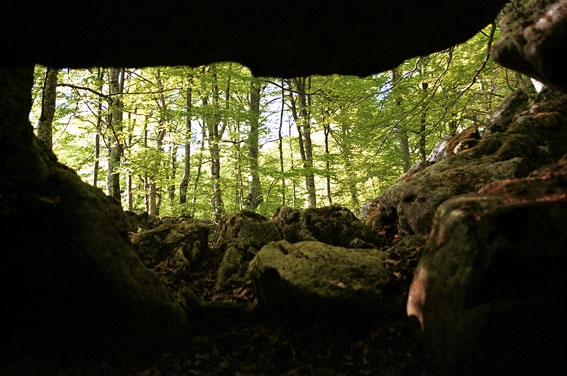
31,24,534,220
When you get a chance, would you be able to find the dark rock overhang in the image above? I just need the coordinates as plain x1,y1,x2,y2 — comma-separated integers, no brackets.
2,0,508,76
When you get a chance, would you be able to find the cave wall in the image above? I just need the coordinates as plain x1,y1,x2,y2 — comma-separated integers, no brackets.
0,67,190,364
2,0,507,77
5,0,567,368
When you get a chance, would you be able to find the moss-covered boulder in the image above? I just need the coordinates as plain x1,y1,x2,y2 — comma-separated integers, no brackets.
213,210,283,290
407,159,567,369
273,205,383,248
364,91,567,237
248,240,389,318
492,0,567,91
130,221,209,270
0,67,189,366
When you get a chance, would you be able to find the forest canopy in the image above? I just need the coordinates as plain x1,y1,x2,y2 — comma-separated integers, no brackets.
29,25,535,220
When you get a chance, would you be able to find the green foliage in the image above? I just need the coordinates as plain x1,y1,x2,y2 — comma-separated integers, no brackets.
30,26,529,219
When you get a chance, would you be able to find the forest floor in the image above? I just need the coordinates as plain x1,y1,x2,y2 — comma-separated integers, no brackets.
7,231,433,376
127,235,432,376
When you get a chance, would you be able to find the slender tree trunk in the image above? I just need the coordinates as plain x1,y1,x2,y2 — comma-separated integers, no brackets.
289,120,297,207
323,120,332,206
93,68,104,188
245,77,263,210
37,67,58,148
448,112,458,135
278,80,286,206
289,77,316,207
302,77,316,207
126,171,133,211
149,69,167,216
143,115,149,212
234,122,244,211
339,126,359,210
180,80,192,204
419,82,429,162
207,66,225,220
126,111,135,211
400,131,411,171
191,123,206,217
391,69,411,172
106,67,124,205
168,143,177,202
94,133,100,187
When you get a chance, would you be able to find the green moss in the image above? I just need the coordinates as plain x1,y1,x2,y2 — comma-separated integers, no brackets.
249,240,388,310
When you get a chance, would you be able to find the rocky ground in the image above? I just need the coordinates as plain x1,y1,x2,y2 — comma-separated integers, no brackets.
5,208,428,376
123,206,429,376
4,89,566,376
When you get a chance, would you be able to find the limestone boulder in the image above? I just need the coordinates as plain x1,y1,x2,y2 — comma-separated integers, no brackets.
364,91,567,236
247,240,389,318
213,211,283,290
407,159,567,369
492,0,567,91
273,205,383,248
130,221,209,271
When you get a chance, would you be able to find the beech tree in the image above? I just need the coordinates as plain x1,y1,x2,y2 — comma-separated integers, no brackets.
37,67,58,148
29,25,529,219
245,77,263,210
106,67,124,204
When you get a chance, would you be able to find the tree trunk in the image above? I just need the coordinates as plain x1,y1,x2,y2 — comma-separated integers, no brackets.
234,122,244,211
245,77,263,210
206,66,225,220
323,120,332,206
94,133,100,187
106,67,124,205
179,80,192,204
340,126,359,210
391,69,411,172
143,115,150,212
191,123,206,217
278,80,286,206
289,77,316,207
37,67,58,148
126,111,135,211
149,69,167,216
126,170,133,211
400,130,411,172
93,68,104,188
419,82,429,163
168,143,177,202
289,120,297,207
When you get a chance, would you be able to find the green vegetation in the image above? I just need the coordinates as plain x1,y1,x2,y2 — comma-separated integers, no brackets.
29,25,534,220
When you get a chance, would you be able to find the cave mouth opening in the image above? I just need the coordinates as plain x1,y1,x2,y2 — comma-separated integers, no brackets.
3,0,567,374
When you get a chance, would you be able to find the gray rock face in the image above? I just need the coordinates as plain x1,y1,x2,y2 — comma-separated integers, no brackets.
407,160,567,369
364,92,567,237
492,0,567,91
213,211,283,290
273,205,383,248
130,221,209,270
248,240,388,316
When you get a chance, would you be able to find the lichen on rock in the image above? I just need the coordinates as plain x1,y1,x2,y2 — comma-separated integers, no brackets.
273,205,383,248
407,158,567,369
247,240,389,317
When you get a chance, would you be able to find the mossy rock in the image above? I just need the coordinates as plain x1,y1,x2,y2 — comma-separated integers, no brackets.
131,221,209,269
213,211,283,292
409,160,567,369
248,240,389,317
273,205,383,248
